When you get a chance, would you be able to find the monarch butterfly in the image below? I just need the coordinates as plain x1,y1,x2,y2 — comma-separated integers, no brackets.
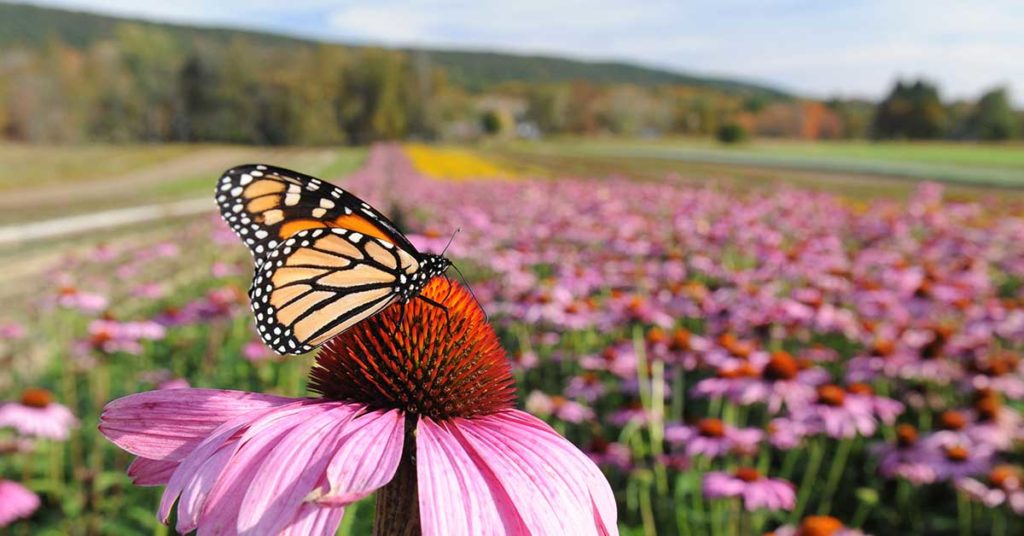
215,164,452,355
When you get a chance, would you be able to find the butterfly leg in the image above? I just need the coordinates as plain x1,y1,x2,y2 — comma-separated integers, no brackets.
393,301,407,341
416,294,452,333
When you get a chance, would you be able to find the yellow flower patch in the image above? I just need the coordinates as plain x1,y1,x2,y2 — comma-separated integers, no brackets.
404,144,518,181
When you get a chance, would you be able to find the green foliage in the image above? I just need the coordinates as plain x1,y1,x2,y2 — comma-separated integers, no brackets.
872,79,947,139
964,87,1018,141
480,110,503,135
716,122,748,144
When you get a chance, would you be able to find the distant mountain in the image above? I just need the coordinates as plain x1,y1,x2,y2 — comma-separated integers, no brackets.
0,2,789,98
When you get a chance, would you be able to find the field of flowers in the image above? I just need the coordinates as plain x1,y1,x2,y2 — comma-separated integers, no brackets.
2,143,1024,534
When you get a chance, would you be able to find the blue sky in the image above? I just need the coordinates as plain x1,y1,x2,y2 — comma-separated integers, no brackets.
19,0,1024,104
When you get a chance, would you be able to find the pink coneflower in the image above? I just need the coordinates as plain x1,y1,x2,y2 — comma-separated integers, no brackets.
922,431,995,481
872,424,937,484
0,480,40,527
768,515,869,536
0,321,26,340
525,391,595,423
241,339,275,362
55,285,108,313
956,465,1024,514
692,351,827,413
87,319,166,355
100,280,616,535
766,417,810,450
702,468,796,512
665,418,762,458
0,388,78,440
789,385,884,439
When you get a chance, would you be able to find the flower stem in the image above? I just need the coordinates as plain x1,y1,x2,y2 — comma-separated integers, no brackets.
374,418,420,536
790,438,825,523
957,491,971,536
818,438,853,514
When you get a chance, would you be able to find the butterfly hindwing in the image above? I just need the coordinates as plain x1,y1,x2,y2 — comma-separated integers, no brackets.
250,227,421,355
215,164,416,266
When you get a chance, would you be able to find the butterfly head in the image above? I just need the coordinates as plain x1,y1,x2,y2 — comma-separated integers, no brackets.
422,254,453,279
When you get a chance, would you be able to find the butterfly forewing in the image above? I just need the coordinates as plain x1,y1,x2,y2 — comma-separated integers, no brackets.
250,227,421,354
215,164,416,266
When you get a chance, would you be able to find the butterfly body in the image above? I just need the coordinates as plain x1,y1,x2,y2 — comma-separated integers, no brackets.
215,164,451,355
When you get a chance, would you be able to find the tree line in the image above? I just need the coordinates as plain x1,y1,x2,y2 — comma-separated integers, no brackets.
0,24,1019,144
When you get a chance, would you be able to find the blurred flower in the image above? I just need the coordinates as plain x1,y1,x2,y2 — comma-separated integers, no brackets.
0,480,40,527
956,465,1024,514
702,468,795,512
525,391,595,423
0,322,26,340
872,424,936,484
921,431,995,481
55,286,108,313
0,388,78,440
100,281,616,535
768,515,869,536
665,418,762,458
87,319,166,355
242,340,275,362
157,378,191,390
790,384,892,439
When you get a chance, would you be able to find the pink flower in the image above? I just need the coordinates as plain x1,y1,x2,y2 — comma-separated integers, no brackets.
872,424,937,484
0,389,78,440
702,468,796,512
242,339,275,362
100,281,616,535
525,391,595,423
789,385,892,439
921,431,996,481
0,322,26,340
770,516,869,536
157,378,191,390
87,319,166,355
56,286,108,313
665,418,762,458
0,480,40,527
956,465,1024,514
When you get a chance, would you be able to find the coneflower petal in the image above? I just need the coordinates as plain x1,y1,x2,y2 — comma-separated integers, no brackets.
197,404,329,535
453,411,618,536
238,404,359,534
100,389,292,461
126,457,177,486
321,409,405,506
279,500,346,536
417,416,527,535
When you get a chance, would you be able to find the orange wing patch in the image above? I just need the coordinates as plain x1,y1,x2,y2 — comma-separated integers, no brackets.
334,214,394,244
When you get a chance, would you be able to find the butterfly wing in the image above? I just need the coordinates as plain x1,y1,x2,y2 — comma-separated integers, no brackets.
215,164,417,266
251,227,421,355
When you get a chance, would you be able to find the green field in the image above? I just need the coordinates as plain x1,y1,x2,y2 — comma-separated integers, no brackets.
511,137,1024,188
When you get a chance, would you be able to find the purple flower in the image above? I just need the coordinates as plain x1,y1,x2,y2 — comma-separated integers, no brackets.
0,480,39,527
702,468,796,512
872,424,937,484
956,465,1024,514
665,418,762,458
0,389,78,440
790,384,895,439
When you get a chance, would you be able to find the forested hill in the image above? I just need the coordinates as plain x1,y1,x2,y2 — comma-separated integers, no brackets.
0,2,787,97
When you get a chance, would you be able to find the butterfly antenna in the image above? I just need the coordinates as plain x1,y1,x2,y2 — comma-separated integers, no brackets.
451,263,488,324
441,227,461,256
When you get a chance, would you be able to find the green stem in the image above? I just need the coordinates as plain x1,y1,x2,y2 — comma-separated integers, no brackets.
818,438,854,515
957,491,971,536
790,438,825,523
